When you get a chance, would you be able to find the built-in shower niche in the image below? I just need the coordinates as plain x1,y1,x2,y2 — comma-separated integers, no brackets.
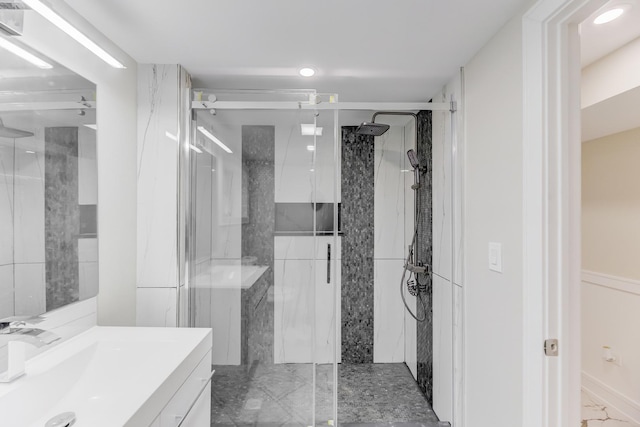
274,202,341,235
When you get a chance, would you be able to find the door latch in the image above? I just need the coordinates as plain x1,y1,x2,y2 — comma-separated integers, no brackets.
544,339,558,356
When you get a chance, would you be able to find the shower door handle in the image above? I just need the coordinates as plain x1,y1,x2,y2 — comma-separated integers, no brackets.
327,244,331,284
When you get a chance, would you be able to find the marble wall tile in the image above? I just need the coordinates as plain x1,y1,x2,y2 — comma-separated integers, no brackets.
13,143,44,264
78,261,98,301
374,126,406,259
0,142,14,267
404,281,418,379
45,127,80,312
137,64,179,288
275,236,341,261
341,127,374,364
431,101,452,280
14,263,45,316
210,287,242,365
77,126,97,206
274,111,335,203
136,287,177,327
373,259,406,363
432,273,453,421
0,265,14,319
194,152,212,264
274,258,314,363
315,258,341,364
78,238,98,263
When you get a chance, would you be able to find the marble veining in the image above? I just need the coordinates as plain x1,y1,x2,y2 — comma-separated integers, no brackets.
582,390,638,427
341,127,375,364
45,127,79,312
416,110,434,405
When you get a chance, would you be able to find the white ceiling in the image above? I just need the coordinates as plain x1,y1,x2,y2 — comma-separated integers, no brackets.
62,0,532,102
580,1,640,141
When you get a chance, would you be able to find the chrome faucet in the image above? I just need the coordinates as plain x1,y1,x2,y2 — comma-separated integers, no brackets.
0,317,60,382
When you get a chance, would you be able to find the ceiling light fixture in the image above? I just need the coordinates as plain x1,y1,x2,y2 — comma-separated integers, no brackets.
25,150,35,154
593,7,625,24
0,37,52,69
300,124,323,136
21,0,126,69
306,145,315,151
298,67,316,77
197,126,232,154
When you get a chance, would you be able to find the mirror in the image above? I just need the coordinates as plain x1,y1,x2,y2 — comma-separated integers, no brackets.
0,34,97,318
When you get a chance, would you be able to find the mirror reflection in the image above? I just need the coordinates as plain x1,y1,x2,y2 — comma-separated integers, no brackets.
0,35,97,318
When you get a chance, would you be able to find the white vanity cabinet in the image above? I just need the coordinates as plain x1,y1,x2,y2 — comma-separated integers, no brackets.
150,350,213,427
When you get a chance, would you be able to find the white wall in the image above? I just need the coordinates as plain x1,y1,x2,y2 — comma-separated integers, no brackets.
581,128,640,421
20,0,138,325
462,12,524,426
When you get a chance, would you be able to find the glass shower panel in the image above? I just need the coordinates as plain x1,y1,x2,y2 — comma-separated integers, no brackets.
188,91,339,426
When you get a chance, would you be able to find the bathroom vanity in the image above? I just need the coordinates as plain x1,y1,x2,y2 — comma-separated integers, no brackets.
0,326,212,427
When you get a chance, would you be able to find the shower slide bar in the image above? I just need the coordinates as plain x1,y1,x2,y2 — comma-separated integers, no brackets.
191,101,453,111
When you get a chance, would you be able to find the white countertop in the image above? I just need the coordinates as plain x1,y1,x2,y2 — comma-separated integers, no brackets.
0,326,211,427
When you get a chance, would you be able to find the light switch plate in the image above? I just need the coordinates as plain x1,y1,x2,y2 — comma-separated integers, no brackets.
489,242,502,273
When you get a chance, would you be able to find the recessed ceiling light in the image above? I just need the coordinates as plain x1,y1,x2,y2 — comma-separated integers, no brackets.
299,67,316,77
25,150,36,154
306,145,315,151
594,7,625,24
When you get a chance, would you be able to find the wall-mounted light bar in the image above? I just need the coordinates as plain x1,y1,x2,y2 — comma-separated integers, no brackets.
197,126,232,154
189,144,202,154
0,37,52,69
21,0,126,69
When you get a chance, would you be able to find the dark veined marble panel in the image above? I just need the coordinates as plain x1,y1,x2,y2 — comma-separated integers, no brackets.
45,127,79,311
415,110,434,405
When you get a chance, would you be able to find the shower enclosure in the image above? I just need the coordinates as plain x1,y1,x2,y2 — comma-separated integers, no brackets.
185,89,451,425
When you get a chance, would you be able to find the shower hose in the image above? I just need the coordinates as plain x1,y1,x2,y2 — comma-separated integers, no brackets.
400,210,429,322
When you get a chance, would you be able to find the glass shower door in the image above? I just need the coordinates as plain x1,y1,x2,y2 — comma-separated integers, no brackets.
187,90,340,426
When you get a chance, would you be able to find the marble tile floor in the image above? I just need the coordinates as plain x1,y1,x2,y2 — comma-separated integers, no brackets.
582,390,640,427
211,363,441,427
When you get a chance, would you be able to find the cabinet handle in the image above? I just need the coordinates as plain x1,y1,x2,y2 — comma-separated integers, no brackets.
327,244,331,284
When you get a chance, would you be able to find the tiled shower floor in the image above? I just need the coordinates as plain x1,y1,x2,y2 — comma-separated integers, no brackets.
211,363,441,426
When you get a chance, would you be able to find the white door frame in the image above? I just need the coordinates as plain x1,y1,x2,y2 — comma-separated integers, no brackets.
522,0,607,426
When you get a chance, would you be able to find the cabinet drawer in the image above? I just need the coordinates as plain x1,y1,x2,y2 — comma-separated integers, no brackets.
159,350,212,427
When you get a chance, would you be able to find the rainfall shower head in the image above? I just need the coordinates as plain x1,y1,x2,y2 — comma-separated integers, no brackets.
407,149,419,169
355,122,390,136
0,118,33,138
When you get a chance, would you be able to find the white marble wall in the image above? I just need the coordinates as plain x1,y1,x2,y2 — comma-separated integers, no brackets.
431,75,464,425
373,125,413,363
274,236,341,364
137,64,180,290
0,139,14,318
78,126,98,300
136,64,190,327
404,119,418,379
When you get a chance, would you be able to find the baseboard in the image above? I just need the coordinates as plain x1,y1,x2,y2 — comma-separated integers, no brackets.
582,371,640,423
582,270,640,296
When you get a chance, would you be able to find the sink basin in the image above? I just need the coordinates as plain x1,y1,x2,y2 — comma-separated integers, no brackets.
0,326,211,427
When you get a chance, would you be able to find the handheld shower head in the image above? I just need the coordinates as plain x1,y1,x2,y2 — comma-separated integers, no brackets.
407,149,419,169
407,149,421,190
